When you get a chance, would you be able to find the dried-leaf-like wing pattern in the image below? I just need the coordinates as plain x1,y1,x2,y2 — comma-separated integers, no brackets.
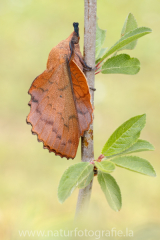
27,24,93,159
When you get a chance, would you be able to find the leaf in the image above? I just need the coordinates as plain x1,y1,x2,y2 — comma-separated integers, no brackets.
96,20,107,59
121,13,138,36
120,13,138,50
106,139,155,159
102,114,146,157
101,54,140,75
58,162,94,203
97,172,122,211
100,27,152,61
96,47,108,63
95,160,115,173
78,170,94,189
110,156,156,177
120,139,155,155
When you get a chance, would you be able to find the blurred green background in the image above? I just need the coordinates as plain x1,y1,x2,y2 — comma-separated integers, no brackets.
0,0,160,239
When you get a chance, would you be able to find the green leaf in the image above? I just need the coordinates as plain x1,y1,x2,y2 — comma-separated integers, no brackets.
97,172,122,211
95,160,115,173
106,139,155,159
78,170,94,189
96,47,108,63
96,20,107,59
120,13,138,50
102,114,146,157
58,162,94,203
101,54,140,75
121,13,138,36
120,139,155,155
100,27,152,61
110,156,156,177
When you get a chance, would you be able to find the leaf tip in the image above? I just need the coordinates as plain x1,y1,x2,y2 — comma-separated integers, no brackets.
114,206,122,212
140,113,146,122
57,196,64,204
141,27,152,33
151,170,157,177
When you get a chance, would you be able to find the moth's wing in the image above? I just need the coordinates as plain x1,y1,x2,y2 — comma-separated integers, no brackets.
27,61,80,159
69,60,93,136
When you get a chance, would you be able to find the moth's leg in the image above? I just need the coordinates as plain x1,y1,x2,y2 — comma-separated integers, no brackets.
75,53,93,71
75,54,96,91
89,87,96,91
80,58,93,71
76,53,98,72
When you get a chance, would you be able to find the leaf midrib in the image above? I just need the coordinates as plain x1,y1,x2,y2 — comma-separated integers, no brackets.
102,65,139,70
105,119,142,152
101,173,118,211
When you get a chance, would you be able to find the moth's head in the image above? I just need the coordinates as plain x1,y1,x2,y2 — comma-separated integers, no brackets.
73,22,79,37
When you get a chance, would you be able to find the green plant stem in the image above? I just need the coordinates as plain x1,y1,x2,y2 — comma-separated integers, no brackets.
75,0,97,219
